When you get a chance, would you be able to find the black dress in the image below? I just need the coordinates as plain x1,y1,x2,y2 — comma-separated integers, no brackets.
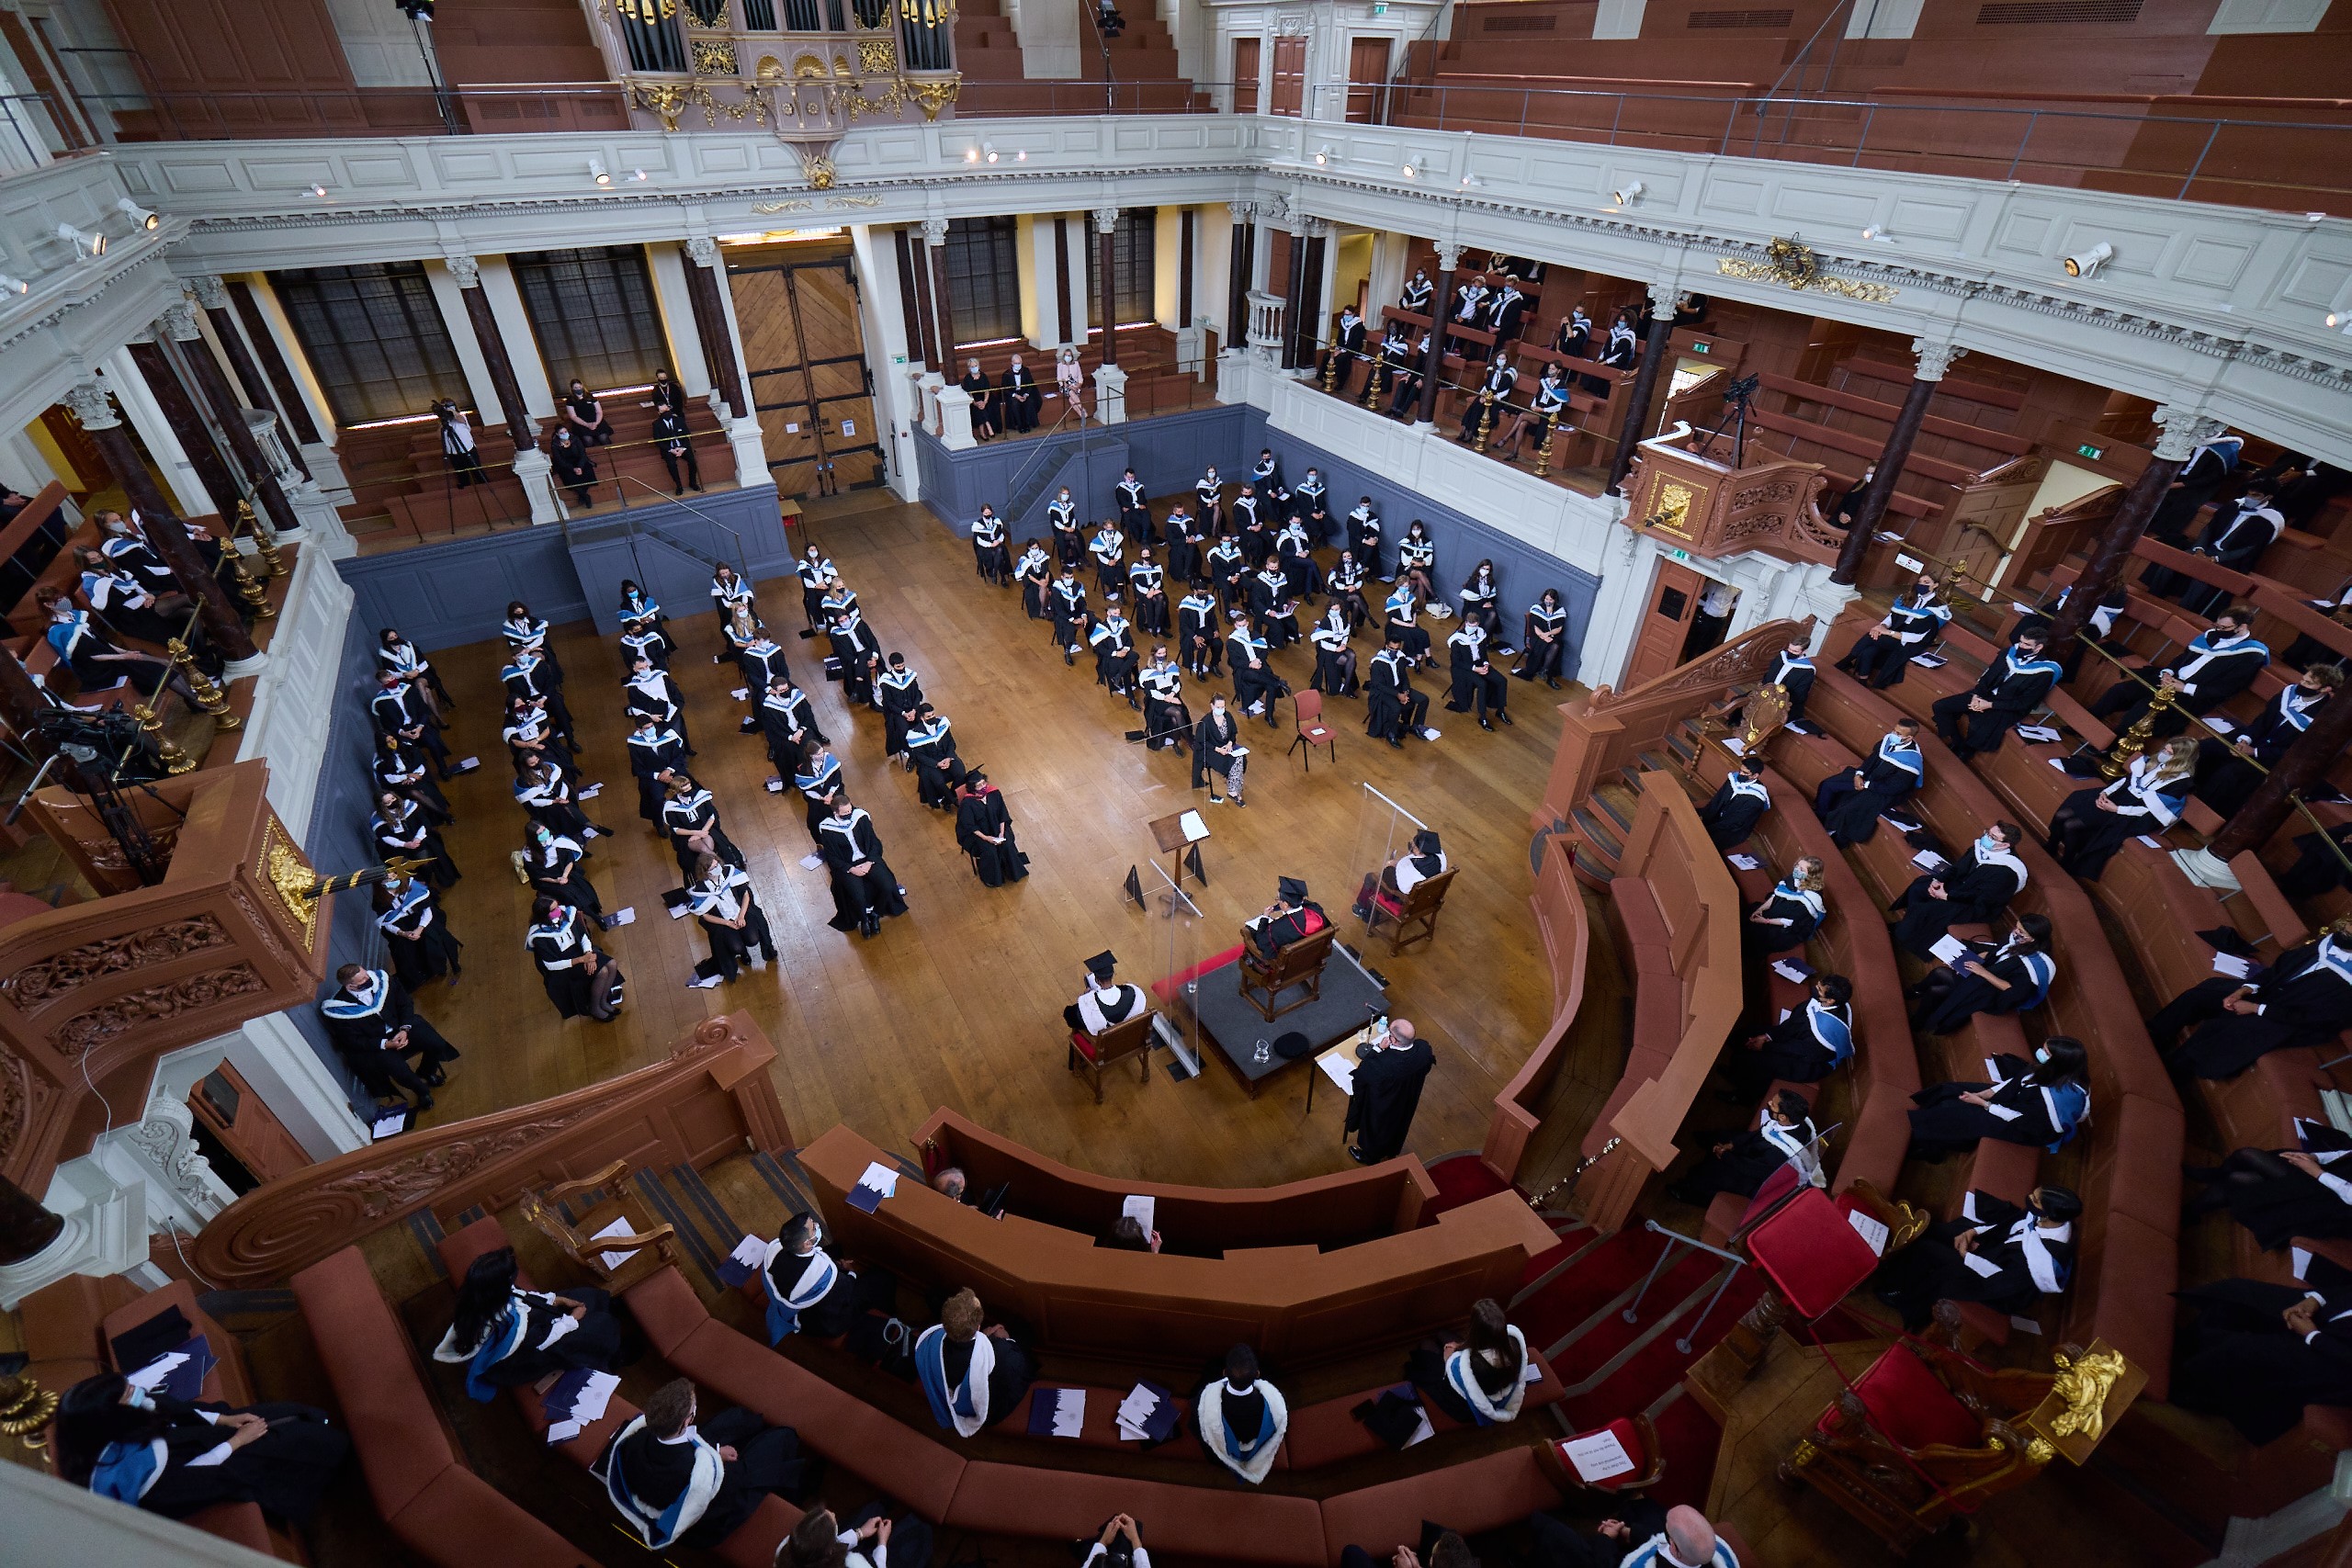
955,785,1030,886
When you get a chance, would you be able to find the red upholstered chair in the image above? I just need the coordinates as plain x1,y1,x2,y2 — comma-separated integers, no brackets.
1363,867,1456,955
1289,687,1338,772
1539,1412,1664,1494
1781,1334,2071,1554
1067,1007,1157,1103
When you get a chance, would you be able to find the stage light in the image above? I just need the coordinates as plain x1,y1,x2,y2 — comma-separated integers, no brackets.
1459,172,1480,189
1611,179,1645,208
964,146,979,163
55,222,103,258
589,157,612,186
1860,224,1893,243
115,199,158,231
309,183,330,197
627,167,649,183
0,275,27,295
1401,161,1415,177
2063,242,2112,279
983,141,1000,164
1313,145,1331,165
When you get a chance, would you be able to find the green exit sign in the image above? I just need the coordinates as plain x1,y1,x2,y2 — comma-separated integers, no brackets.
1372,2,1386,11
1690,341,1711,354
2076,443,2105,460
1668,547,1690,561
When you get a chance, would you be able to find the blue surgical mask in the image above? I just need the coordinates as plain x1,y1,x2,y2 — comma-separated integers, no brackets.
124,1386,153,1410
1977,833,2003,855
2034,1046,2051,1065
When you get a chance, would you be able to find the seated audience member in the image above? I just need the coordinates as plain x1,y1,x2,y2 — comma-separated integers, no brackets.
1516,588,1572,688
1405,1298,1529,1427
1246,875,1328,956
1744,857,1826,955
1193,694,1249,804
1906,1038,2089,1158
1836,574,1951,688
1907,912,2056,1036
1342,1532,1478,1568
1713,636,1815,732
433,1246,622,1400
786,1502,936,1568
1355,829,1446,921
2171,482,2284,615
1696,756,1770,850
1930,631,2062,758
2145,918,2352,1080
1527,1503,1740,1568
1670,1090,1821,1207
1197,1344,1288,1485
2044,737,2195,878
320,962,459,1111
1887,822,2028,959
563,377,616,445
596,1377,809,1550
1085,1515,1151,1568
549,425,596,506
2276,818,2352,900
932,1166,969,1201
760,1211,864,1342
1721,975,1852,1102
955,770,1030,886
2172,1251,2352,1445
1366,638,1437,747
2193,664,2337,816
53,1372,348,1524
1814,719,1924,846
1871,1185,2081,1331
1098,1215,1162,1253
913,1288,1035,1437
2087,607,2268,740
1066,949,1148,1037
2182,1142,2352,1251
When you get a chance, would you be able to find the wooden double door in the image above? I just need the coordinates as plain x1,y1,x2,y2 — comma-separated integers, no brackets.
726,243,884,498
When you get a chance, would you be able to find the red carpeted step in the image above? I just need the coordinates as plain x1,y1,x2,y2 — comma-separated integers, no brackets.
1512,1229,1666,1350
1518,1222,1597,1288
1560,1266,1767,1430
1422,1151,1511,1213
1644,1393,1724,1513
1547,1249,1727,1396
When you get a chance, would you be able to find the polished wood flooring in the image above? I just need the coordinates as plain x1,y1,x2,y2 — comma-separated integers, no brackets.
401,490,1576,1190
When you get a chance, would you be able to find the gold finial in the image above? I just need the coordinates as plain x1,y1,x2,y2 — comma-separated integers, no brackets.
2045,1347,2127,1442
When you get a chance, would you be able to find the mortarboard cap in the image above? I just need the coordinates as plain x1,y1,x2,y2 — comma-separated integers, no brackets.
1277,876,1308,903
1084,950,1118,982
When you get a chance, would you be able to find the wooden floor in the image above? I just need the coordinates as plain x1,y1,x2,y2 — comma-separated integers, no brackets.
401,488,1576,1190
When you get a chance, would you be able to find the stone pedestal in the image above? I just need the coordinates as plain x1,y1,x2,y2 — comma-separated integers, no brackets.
728,415,768,490
1092,363,1129,426
937,385,978,451
233,544,353,839
514,447,560,525
1173,324,1210,376
285,482,356,559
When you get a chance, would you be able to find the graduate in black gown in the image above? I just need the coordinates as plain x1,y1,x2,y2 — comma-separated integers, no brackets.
954,770,1029,886
876,653,924,760
1669,1090,1820,1207
433,1246,623,1399
1813,721,1922,846
2172,1250,2352,1444
829,609,884,706
1888,823,2028,958
1930,631,2063,758
820,797,907,938
1048,569,1089,663
1193,694,1247,804
1346,1019,1435,1164
527,896,622,1021
662,773,744,879
2193,665,2336,817
1402,1298,1531,1429
1871,1185,2081,1331
597,1378,808,1551
685,853,775,987
2146,922,2352,1080
1014,541,1053,621
795,745,845,844
1365,640,1434,748
2088,610,2269,741
1138,646,1192,751
1515,589,1570,687
1721,975,1852,1102
759,677,824,785
1837,575,1952,688
375,872,461,991
1907,913,2055,1036
320,963,457,1110
372,791,460,887
509,764,592,846
1696,756,1770,850
2045,736,2196,879
1907,1039,2089,1158
905,705,965,809
627,715,688,829
55,1373,348,1525
1310,604,1359,697
1743,857,1826,956
526,822,609,927
2182,1137,2352,1252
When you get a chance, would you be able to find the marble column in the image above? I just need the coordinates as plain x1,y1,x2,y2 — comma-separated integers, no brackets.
1830,337,1963,584
161,299,302,538
1605,279,1679,494
923,218,959,367
124,334,242,517
187,275,311,481
1414,243,1462,426
2045,404,2220,649
443,254,536,452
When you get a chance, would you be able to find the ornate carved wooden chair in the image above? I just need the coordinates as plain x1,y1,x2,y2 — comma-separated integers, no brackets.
1363,867,1456,955
1238,921,1338,1021
1781,1319,2140,1555
1067,1008,1158,1104
515,1159,679,1297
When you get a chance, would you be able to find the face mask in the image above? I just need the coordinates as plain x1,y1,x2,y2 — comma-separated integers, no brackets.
2034,1046,2050,1065
124,1387,153,1411
1977,833,2003,855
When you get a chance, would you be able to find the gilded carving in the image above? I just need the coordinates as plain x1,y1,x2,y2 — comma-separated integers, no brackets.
0,916,231,1008
257,820,318,949
2044,1347,2127,1441
906,75,960,123
858,37,895,73
49,964,267,1057
753,198,815,214
1717,255,1898,306
1643,479,1695,538
692,38,741,75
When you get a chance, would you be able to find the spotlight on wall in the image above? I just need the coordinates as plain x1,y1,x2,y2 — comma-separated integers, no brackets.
1611,179,1645,208
2328,310,2351,333
983,141,1000,164
1860,224,1894,243
964,146,979,163
0,275,27,296
308,183,330,198
2062,241,2113,279
627,167,649,182
1400,161,1415,178
1313,145,1332,165
589,157,612,186
55,222,104,258
1459,172,1480,189
115,199,159,231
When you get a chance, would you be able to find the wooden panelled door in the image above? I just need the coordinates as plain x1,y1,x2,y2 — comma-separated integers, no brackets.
1270,37,1306,116
1233,37,1261,114
725,243,884,499
1620,558,1706,690
187,1063,310,1190
1345,38,1391,123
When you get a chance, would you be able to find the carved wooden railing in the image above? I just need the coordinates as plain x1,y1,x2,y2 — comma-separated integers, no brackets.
1534,615,1815,829
1626,431,1839,568
190,1013,791,1288
1479,832,1589,1185
0,761,326,1199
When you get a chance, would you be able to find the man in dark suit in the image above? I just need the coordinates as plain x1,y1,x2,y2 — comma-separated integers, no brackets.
1346,1019,1434,1165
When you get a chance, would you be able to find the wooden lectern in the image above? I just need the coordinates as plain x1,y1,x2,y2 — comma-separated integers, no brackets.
1624,433,1841,568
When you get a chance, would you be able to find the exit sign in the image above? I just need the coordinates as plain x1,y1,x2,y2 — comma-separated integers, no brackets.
1372,2,1386,11
2076,443,2105,460
1690,341,1711,354
1668,547,1690,561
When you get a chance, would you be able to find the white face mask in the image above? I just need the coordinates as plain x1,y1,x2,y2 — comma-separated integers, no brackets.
2034,1046,2051,1064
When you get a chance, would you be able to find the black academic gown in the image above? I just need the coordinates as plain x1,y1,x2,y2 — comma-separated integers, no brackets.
955,786,1029,886
2166,940,2352,1080
600,1416,803,1548
1346,1038,1436,1161
89,1395,348,1524
2174,1255,2352,1445
819,810,906,931
529,912,603,1019
1697,778,1770,850
1890,849,2024,957
2187,1147,2352,1252
1872,1194,2075,1330
1815,748,1920,846
1907,1056,2083,1150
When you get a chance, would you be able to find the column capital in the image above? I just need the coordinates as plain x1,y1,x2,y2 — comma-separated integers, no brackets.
443,253,481,289
1436,243,1463,272
1909,337,1964,382
1645,277,1680,320
159,299,204,344
1227,199,1255,223
62,379,120,432
2151,404,2226,462
684,235,720,267
1295,216,1331,240
920,217,949,247
1091,205,1120,235
185,274,230,310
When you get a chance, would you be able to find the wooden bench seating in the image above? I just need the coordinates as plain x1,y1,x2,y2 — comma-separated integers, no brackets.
291,1247,594,1568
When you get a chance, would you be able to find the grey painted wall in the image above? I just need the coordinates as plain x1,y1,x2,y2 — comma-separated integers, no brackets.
914,407,1601,680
